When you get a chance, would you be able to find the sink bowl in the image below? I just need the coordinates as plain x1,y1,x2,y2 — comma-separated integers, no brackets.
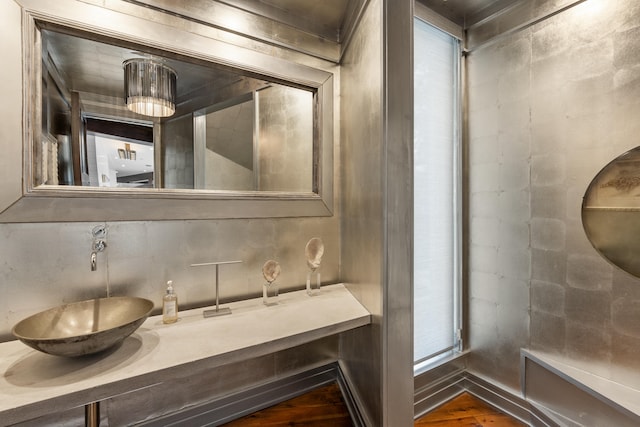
12,296,154,357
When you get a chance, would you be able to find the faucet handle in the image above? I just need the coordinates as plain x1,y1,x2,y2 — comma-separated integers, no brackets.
92,224,107,239
93,240,107,252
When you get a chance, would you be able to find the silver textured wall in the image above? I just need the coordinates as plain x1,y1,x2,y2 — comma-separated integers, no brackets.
163,114,195,189
0,0,340,339
0,0,342,423
466,26,532,392
467,0,640,393
258,85,313,192
340,0,414,425
0,218,340,342
13,337,338,426
340,0,384,421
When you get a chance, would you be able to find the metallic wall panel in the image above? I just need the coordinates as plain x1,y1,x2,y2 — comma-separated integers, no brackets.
105,337,339,425
0,0,23,211
466,0,587,51
380,0,415,426
467,0,640,399
4,0,336,222
123,0,341,62
162,114,194,189
523,356,640,427
0,217,340,341
339,0,414,425
141,362,350,427
11,338,339,426
466,24,532,392
0,0,340,340
528,0,640,390
339,0,383,424
0,0,346,425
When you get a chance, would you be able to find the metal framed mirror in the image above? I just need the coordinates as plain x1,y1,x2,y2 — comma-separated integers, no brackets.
0,2,333,222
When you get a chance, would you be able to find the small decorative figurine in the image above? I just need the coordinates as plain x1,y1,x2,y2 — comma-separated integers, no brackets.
305,237,324,296
262,260,281,306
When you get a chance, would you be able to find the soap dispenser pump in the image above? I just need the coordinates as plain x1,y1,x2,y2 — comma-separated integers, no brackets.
162,280,178,324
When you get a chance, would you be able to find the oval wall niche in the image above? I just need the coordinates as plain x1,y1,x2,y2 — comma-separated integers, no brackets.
583,146,640,278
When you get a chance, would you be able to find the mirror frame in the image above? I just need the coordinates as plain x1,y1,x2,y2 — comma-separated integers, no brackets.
0,2,333,222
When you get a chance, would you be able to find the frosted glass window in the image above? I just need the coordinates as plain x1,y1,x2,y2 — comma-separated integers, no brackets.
413,18,461,368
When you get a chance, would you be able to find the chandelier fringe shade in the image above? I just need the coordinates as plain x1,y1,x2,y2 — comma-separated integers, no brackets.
123,59,176,117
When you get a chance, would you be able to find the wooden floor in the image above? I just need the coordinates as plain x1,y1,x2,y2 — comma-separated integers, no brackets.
221,382,353,426
222,383,526,426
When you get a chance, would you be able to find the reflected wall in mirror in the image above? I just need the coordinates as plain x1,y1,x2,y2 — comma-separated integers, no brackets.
582,146,640,278
37,26,314,193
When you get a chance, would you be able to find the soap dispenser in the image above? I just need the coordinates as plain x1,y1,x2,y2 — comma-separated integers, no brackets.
162,280,178,324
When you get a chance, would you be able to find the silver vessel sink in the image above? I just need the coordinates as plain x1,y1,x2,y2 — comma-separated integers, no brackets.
12,296,154,357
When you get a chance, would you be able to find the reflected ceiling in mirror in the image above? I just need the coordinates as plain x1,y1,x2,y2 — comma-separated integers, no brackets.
582,146,640,278
37,26,314,193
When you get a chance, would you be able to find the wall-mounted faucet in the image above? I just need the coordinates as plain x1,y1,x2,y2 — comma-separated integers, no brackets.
90,240,107,271
90,252,97,272
90,225,107,272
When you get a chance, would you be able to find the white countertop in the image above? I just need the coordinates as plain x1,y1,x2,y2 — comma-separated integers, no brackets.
0,284,370,426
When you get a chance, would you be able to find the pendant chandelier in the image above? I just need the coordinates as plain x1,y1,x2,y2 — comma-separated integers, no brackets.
123,59,176,118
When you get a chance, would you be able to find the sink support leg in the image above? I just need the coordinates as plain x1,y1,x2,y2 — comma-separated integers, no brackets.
85,401,100,427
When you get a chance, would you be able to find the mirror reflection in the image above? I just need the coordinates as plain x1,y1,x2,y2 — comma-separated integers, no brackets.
38,26,314,192
582,146,640,278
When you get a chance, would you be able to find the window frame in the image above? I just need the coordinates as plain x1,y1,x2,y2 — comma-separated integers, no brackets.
412,5,464,375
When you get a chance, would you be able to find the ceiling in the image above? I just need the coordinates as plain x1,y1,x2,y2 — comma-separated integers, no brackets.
227,0,522,36
220,0,353,41
42,0,521,112
417,0,522,27
226,0,521,37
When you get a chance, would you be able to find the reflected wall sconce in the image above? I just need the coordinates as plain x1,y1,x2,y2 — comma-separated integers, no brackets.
123,59,176,118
